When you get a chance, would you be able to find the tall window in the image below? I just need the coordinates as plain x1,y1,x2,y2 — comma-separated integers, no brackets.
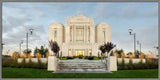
88,27,90,41
103,31,105,38
76,27,84,43
68,49,71,56
54,31,57,38
89,50,92,56
70,27,72,43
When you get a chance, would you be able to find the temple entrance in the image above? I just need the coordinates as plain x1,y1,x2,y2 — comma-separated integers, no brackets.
75,49,85,56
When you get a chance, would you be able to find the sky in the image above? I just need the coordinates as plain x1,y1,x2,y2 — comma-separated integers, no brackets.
2,2,158,55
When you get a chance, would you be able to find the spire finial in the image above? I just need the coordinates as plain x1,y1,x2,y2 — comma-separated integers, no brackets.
79,10,80,15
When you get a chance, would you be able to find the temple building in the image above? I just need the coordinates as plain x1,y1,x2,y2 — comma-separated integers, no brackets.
48,12,111,56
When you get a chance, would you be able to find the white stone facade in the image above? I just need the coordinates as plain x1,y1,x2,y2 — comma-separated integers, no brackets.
49,13,111,56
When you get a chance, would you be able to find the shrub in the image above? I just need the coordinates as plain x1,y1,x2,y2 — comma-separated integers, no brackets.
67,56,73,59
2,58,13,67
121,53,125,65
46,52,50,58
28,54,32,63
72,56,77,59
61,57,67,60
139,54,144,63
12,51,19,63
118,62,158,70
78,55,83,59
128,54,134,65
88,56,94,60
2,58,47,69
93,57,100,60
84,56,88,59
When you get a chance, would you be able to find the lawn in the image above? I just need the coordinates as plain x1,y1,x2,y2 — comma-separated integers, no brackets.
2,67,158,78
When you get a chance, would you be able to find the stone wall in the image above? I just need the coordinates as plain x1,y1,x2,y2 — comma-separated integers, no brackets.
18,58,146,64
117,58,146,64
18,58,47,63
109,56,117,71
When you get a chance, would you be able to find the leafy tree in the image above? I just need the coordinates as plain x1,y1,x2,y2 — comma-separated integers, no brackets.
49,40,60,56
99,45,106,54
135,50,141,58
114,49,124,58
99,42,116,56
34,46,48,58
34,47,39,54
12,51,20,63
38,46,48,57
127,52,133,55
104,42,116,54
23,49,32,55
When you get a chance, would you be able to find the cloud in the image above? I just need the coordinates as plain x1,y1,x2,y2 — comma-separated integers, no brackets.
2,15,32,33
142,5,158,18
119,4,139,18
136,24,158,49
92,3,114,20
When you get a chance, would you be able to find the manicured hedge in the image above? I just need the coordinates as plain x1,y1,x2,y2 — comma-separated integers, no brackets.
2,58,47,69
118,62,158,70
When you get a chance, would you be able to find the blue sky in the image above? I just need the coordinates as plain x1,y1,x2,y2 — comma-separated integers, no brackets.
2,2,158,55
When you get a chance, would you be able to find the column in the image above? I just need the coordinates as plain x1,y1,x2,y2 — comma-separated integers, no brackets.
75,25,76,43
86,25,88,43
85,49,87,56
72,25,73,43
73,24,75,43
84,24,85,43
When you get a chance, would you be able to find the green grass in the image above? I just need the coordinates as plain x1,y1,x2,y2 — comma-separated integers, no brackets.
2,67,158,78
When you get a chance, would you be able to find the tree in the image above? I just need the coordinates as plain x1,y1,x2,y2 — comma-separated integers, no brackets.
38,46,48,57
23,49,32,57
34,46,48,58
12,51,20,62
104,42,116,54
34,47,39,54
135,50,141,58
49,40,60,56
99,42,116,56
114,49,124,58
127,52,133,55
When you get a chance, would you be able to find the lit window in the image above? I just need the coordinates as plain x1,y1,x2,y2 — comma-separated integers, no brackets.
68,50,71,56
89,50,92,56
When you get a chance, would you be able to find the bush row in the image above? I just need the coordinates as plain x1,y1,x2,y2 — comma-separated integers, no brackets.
2,58,47,69
118,62,158,70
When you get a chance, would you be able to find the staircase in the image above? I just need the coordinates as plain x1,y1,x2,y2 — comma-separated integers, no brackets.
57,60,110,73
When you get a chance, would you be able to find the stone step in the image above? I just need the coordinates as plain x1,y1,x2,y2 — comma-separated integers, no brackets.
57,60,107,73
58,64,106,66
58,67,106,69
58,69,106,71
56,70,111,73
